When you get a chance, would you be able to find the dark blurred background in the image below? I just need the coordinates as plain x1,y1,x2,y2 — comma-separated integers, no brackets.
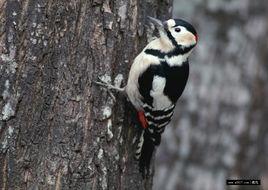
154,0,268,190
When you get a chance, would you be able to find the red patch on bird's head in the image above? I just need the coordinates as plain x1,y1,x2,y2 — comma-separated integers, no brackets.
195,34,198,42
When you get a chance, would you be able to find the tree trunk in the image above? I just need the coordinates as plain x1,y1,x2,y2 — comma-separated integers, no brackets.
0,0,171,189
155,0,268,190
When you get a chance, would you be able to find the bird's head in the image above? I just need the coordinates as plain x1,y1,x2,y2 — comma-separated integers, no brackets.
148,17,198,50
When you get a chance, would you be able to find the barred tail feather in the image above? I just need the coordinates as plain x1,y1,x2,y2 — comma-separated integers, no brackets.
135,104,174,177
136,130,157,177
135,130,144,160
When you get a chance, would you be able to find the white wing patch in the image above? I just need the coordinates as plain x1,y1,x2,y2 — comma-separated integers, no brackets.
150,76,172,110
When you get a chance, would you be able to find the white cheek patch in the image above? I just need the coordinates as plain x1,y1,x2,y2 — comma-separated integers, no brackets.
171,26,196,46
181,33,196,45
171,26,187,38
150,76,172,109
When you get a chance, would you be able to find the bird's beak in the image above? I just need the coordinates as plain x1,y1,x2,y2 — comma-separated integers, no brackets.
147,16,165,31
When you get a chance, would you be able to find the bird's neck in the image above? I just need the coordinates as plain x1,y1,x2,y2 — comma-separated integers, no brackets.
144,38,192,66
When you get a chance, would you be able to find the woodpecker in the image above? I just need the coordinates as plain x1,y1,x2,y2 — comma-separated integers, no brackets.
95,17,198,176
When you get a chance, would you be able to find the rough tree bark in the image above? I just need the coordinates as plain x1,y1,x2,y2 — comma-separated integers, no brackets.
154,0,268,190
0,0,171,189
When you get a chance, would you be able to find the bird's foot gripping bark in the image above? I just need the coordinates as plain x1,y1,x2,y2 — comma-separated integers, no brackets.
93,76,125,101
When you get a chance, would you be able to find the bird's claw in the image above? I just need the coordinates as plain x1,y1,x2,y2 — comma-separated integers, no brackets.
93,79,110,89
93,76,126,102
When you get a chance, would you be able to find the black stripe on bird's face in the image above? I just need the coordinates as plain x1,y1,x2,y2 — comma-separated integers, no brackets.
165,28,180,48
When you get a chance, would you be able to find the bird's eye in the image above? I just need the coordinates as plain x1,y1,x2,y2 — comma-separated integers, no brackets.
175,28,181,32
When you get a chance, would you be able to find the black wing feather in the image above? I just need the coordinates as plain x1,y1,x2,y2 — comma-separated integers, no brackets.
136,60,189,176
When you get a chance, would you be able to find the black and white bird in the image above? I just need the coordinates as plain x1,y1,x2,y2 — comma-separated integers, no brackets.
95,17,198,175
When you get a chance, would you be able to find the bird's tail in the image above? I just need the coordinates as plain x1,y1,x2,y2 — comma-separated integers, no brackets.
135,129,158,177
